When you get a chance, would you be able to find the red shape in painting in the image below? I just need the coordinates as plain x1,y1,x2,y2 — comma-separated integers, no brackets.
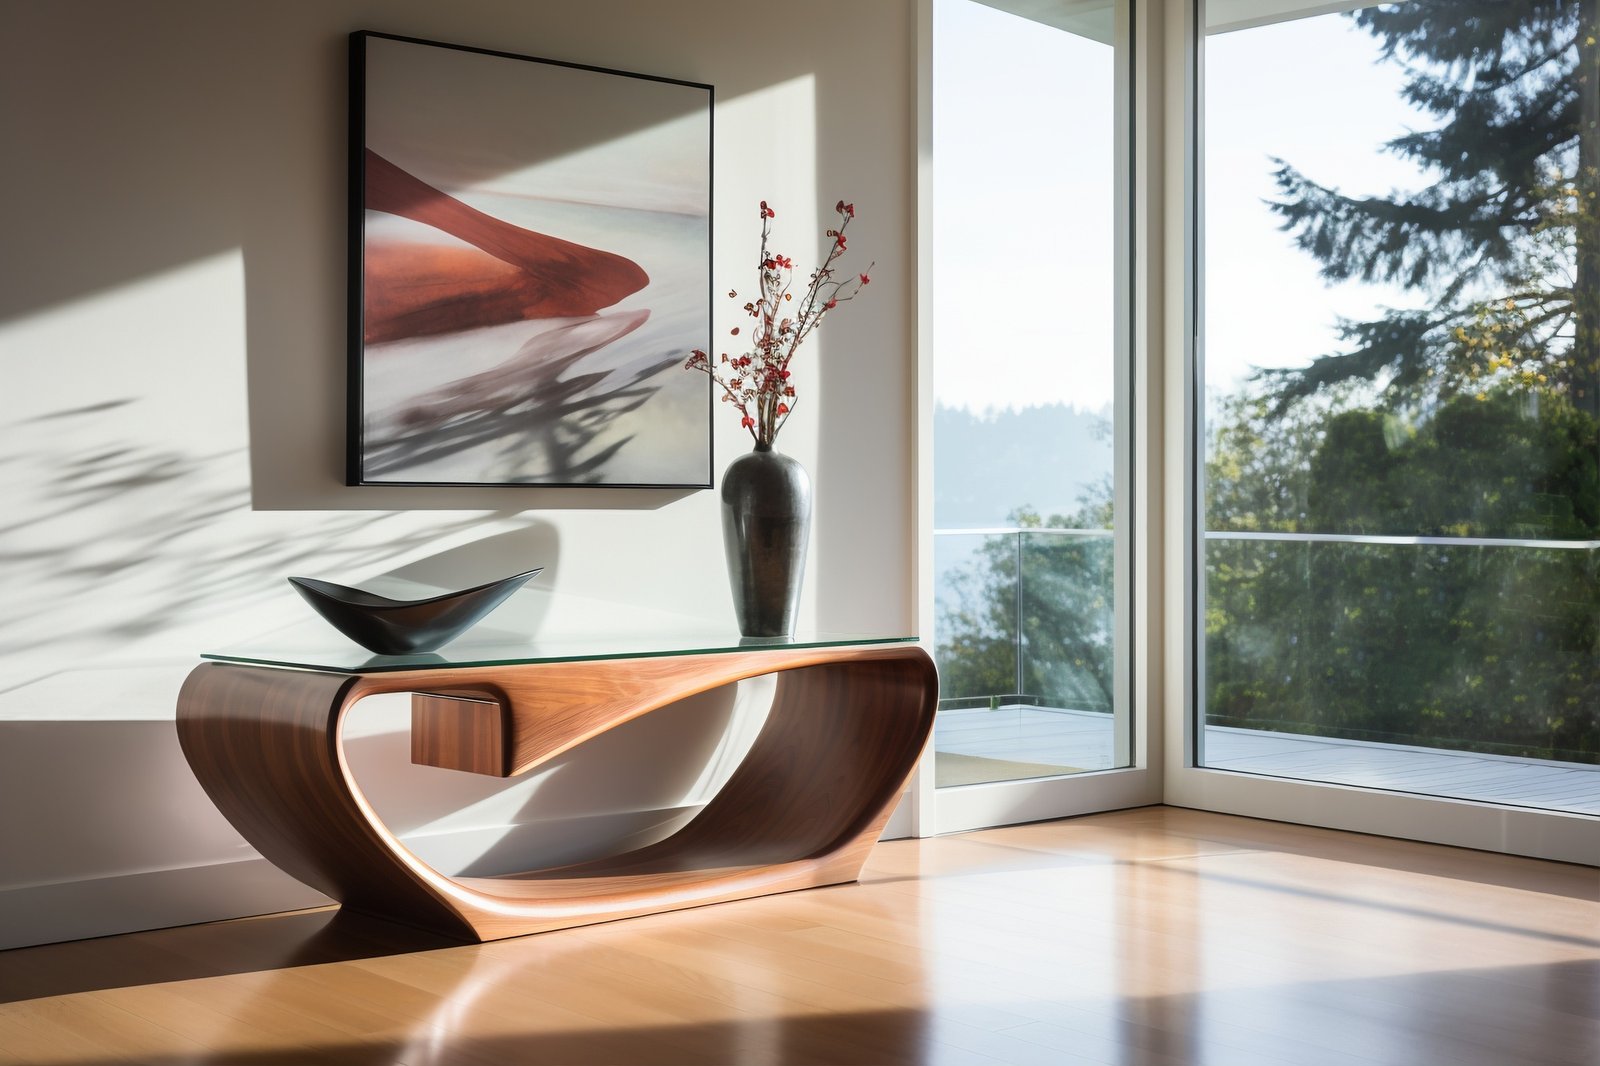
362,150,650,344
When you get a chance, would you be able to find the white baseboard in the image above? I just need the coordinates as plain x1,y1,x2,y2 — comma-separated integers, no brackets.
0,858,329,951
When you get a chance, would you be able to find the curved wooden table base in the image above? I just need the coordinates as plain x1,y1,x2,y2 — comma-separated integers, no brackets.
177,645,937,941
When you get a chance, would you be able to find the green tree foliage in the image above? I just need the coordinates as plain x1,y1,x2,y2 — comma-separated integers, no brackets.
1206,388,1600,763
1266,0,1600,417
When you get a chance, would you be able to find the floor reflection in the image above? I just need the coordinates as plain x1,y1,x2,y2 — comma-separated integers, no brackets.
0,808,1594,1066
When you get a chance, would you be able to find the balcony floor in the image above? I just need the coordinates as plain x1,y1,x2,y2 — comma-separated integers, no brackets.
935,705,1600,814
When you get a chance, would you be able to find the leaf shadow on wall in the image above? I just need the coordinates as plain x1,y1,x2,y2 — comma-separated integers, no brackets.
362,310,682,485
0,399,555,692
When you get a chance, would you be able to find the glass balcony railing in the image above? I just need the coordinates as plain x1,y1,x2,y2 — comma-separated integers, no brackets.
933,525,1599,807
931,526,1119,786
1202,531,1600,766
932,527,1116,713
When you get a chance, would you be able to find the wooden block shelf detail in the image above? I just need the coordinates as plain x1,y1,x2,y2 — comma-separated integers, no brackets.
176,644,937,942
411,692,508,776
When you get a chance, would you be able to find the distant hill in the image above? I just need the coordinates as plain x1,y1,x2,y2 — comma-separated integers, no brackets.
934,403,1114,528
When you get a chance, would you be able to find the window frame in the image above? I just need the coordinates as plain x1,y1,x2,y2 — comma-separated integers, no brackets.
913,0,1163,835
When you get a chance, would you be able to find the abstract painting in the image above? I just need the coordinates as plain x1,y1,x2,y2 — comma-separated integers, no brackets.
348,32,712,487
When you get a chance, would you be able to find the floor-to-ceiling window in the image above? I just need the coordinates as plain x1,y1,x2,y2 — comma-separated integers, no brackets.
1195,0,1599,821
927,0,1151,831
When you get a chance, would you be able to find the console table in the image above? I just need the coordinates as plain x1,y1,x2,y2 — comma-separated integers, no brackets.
177,629,936,942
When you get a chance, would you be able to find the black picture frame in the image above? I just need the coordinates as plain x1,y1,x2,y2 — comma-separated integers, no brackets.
347,31,713,488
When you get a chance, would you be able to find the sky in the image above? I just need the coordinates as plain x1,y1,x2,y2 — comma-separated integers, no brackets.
1203,7,1431,396
932,0,1430,411
932,0,1116,415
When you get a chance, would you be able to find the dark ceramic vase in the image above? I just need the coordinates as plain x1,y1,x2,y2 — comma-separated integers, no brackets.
721,443,811,638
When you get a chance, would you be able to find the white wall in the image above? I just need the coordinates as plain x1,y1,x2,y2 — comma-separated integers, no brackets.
0,0,916,948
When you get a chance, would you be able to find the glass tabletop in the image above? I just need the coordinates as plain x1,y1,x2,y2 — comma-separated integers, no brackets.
202,585,914,674
203,629,917,674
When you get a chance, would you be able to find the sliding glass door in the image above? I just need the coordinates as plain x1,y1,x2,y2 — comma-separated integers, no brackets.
926,0,1155,833
1177,0,1599,859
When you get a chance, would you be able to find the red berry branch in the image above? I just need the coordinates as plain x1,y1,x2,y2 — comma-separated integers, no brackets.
685,199,872,447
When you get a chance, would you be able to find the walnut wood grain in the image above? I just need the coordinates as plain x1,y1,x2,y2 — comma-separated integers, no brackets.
175,667,472,938
176,645,937,941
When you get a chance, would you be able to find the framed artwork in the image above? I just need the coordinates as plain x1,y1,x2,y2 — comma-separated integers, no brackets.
347,31,713,487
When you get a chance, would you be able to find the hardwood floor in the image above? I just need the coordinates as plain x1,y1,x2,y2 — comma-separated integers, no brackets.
0,806,1594,1065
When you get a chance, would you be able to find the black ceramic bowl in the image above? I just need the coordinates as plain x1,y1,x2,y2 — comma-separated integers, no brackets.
286,567,543,655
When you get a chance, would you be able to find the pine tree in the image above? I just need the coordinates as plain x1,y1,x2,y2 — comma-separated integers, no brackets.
1265,0,1600,418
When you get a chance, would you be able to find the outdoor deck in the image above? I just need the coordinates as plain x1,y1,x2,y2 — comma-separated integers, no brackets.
935,705,1600,814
